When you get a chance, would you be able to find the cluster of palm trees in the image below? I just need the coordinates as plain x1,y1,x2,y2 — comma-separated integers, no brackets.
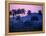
9,9,25,16
9,9,42,16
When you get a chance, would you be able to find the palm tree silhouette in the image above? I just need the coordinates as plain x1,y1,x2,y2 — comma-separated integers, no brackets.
38,10,42,15
12,9,16,16
27,10,31,15
9,11,12,15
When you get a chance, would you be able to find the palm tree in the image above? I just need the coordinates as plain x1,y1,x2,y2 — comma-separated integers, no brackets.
12,9,16,16
9,11,12,15
27,10,31,15
12,9,17,19
14,9,17,15
38,10,42,15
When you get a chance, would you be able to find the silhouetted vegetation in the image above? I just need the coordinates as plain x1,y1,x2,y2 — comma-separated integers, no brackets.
31,16,39,21
21,9,25,14
16,9,21,14
38,10,42,15
9,9,42,32
9,11,12,15
12,9,16,16
16,16,20,20
27,10,31,15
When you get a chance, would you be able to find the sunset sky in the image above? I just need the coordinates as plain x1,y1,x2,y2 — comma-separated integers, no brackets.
10,4,43,17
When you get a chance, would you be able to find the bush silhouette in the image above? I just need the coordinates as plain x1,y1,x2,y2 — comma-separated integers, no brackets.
31,16,38,21
16,16,20,20
21,9,25,14
16,9,21,14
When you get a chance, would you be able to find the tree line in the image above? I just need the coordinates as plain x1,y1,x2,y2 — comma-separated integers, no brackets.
9,9,42,16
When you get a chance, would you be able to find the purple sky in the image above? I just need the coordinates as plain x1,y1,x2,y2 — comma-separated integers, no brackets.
10,4,43,17
10,4,43,13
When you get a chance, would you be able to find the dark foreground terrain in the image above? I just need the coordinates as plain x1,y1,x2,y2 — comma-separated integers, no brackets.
9,13,42,32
